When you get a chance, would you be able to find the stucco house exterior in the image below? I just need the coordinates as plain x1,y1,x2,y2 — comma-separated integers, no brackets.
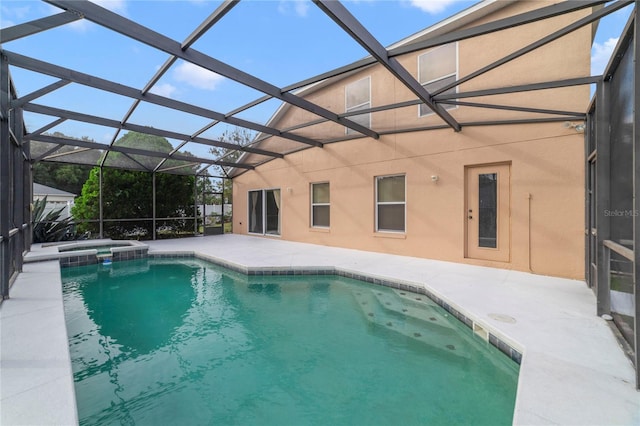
231,0,593,280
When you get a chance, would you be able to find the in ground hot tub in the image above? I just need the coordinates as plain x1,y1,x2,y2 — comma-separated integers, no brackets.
56,240,149,267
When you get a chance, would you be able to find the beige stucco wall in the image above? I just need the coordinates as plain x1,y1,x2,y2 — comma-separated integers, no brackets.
232,1,591,279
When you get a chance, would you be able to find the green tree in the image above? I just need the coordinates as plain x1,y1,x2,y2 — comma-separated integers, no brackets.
32,132,98,195
72,132,196,239
208,127,254,203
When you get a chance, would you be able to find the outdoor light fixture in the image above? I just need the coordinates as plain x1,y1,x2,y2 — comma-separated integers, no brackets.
431,175,439,183
563,121,586,132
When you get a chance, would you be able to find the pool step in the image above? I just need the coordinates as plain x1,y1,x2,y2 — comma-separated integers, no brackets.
371,290,455,331
352,289,470,358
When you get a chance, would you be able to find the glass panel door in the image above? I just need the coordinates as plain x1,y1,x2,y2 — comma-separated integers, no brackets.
249,189,280,236
478,173,497,248
265,189,280,235
466,164,510,262
248,190,263,234
588,158,597,289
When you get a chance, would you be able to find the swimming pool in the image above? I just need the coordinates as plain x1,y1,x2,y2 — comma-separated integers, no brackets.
61,257,519,425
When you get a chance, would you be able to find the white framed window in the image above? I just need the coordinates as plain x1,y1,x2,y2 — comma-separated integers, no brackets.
345,76,371,135
375,174,405,233
311,182,330,228
418,43,457,117
248,188,280,236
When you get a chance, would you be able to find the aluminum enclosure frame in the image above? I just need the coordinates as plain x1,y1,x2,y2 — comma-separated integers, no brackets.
585,10,640,389
1,0,626,176
0,3,637,386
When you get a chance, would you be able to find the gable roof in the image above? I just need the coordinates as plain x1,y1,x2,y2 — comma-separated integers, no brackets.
33,183,76,198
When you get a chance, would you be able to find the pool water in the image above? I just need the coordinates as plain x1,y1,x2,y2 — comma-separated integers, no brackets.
61,258,519,426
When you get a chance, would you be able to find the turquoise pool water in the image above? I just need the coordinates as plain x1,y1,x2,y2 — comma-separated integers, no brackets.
61,258,519,426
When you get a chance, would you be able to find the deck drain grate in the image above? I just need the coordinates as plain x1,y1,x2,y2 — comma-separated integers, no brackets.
488,313,516,324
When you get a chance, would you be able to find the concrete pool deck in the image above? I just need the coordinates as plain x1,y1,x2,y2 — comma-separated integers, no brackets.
2,234,639,425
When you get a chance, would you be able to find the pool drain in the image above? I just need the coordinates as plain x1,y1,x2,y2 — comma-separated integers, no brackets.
488,313,516,324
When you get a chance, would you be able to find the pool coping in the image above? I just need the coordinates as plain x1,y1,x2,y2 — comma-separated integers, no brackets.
2,235,639,425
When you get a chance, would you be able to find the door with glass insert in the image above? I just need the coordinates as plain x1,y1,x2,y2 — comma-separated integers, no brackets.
466,164,510,262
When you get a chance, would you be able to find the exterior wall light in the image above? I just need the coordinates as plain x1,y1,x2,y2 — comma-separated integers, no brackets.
563,121,586,132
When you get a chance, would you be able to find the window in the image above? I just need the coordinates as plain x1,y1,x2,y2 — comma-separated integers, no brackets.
418,43,457,116
248,189,280,235
311,182,330,228
345,77,371,134
375,175,405,232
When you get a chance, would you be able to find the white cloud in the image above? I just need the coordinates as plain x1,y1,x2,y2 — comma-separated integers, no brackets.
92,0,128,14
278,0,310,17
68,19,90,32
100,132,114,144
173,61,224,90
0,18,15,28
0,4,29,28
60,0,127,31
149,83,178,98
3,5,30,19
408,0,457,14
591,37,619,76
45,2,89,32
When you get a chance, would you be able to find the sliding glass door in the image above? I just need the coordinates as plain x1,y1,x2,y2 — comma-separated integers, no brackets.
248,189,280,236
248,190,263,234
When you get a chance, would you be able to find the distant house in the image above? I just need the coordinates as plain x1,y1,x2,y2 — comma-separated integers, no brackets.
33,183,76,219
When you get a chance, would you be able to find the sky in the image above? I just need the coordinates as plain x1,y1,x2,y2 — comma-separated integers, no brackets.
0,0,634,160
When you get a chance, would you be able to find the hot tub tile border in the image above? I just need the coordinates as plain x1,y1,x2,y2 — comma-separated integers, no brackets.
17,241,150,268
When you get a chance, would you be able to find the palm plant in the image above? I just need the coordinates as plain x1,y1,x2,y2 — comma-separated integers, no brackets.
32,196,77,243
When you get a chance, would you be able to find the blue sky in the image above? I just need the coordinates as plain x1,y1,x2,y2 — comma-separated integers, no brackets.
0,0,634,158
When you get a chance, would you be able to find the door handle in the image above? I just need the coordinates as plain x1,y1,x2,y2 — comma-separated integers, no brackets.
468,215,473,219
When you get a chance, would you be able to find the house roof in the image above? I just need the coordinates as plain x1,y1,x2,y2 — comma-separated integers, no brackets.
33,183,76,198
390,0,512,49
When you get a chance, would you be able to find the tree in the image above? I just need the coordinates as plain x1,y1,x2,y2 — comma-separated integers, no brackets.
32,132,97,195
72,132,196,239
209,127,253,163
33,162,92,196
207,127,254,204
